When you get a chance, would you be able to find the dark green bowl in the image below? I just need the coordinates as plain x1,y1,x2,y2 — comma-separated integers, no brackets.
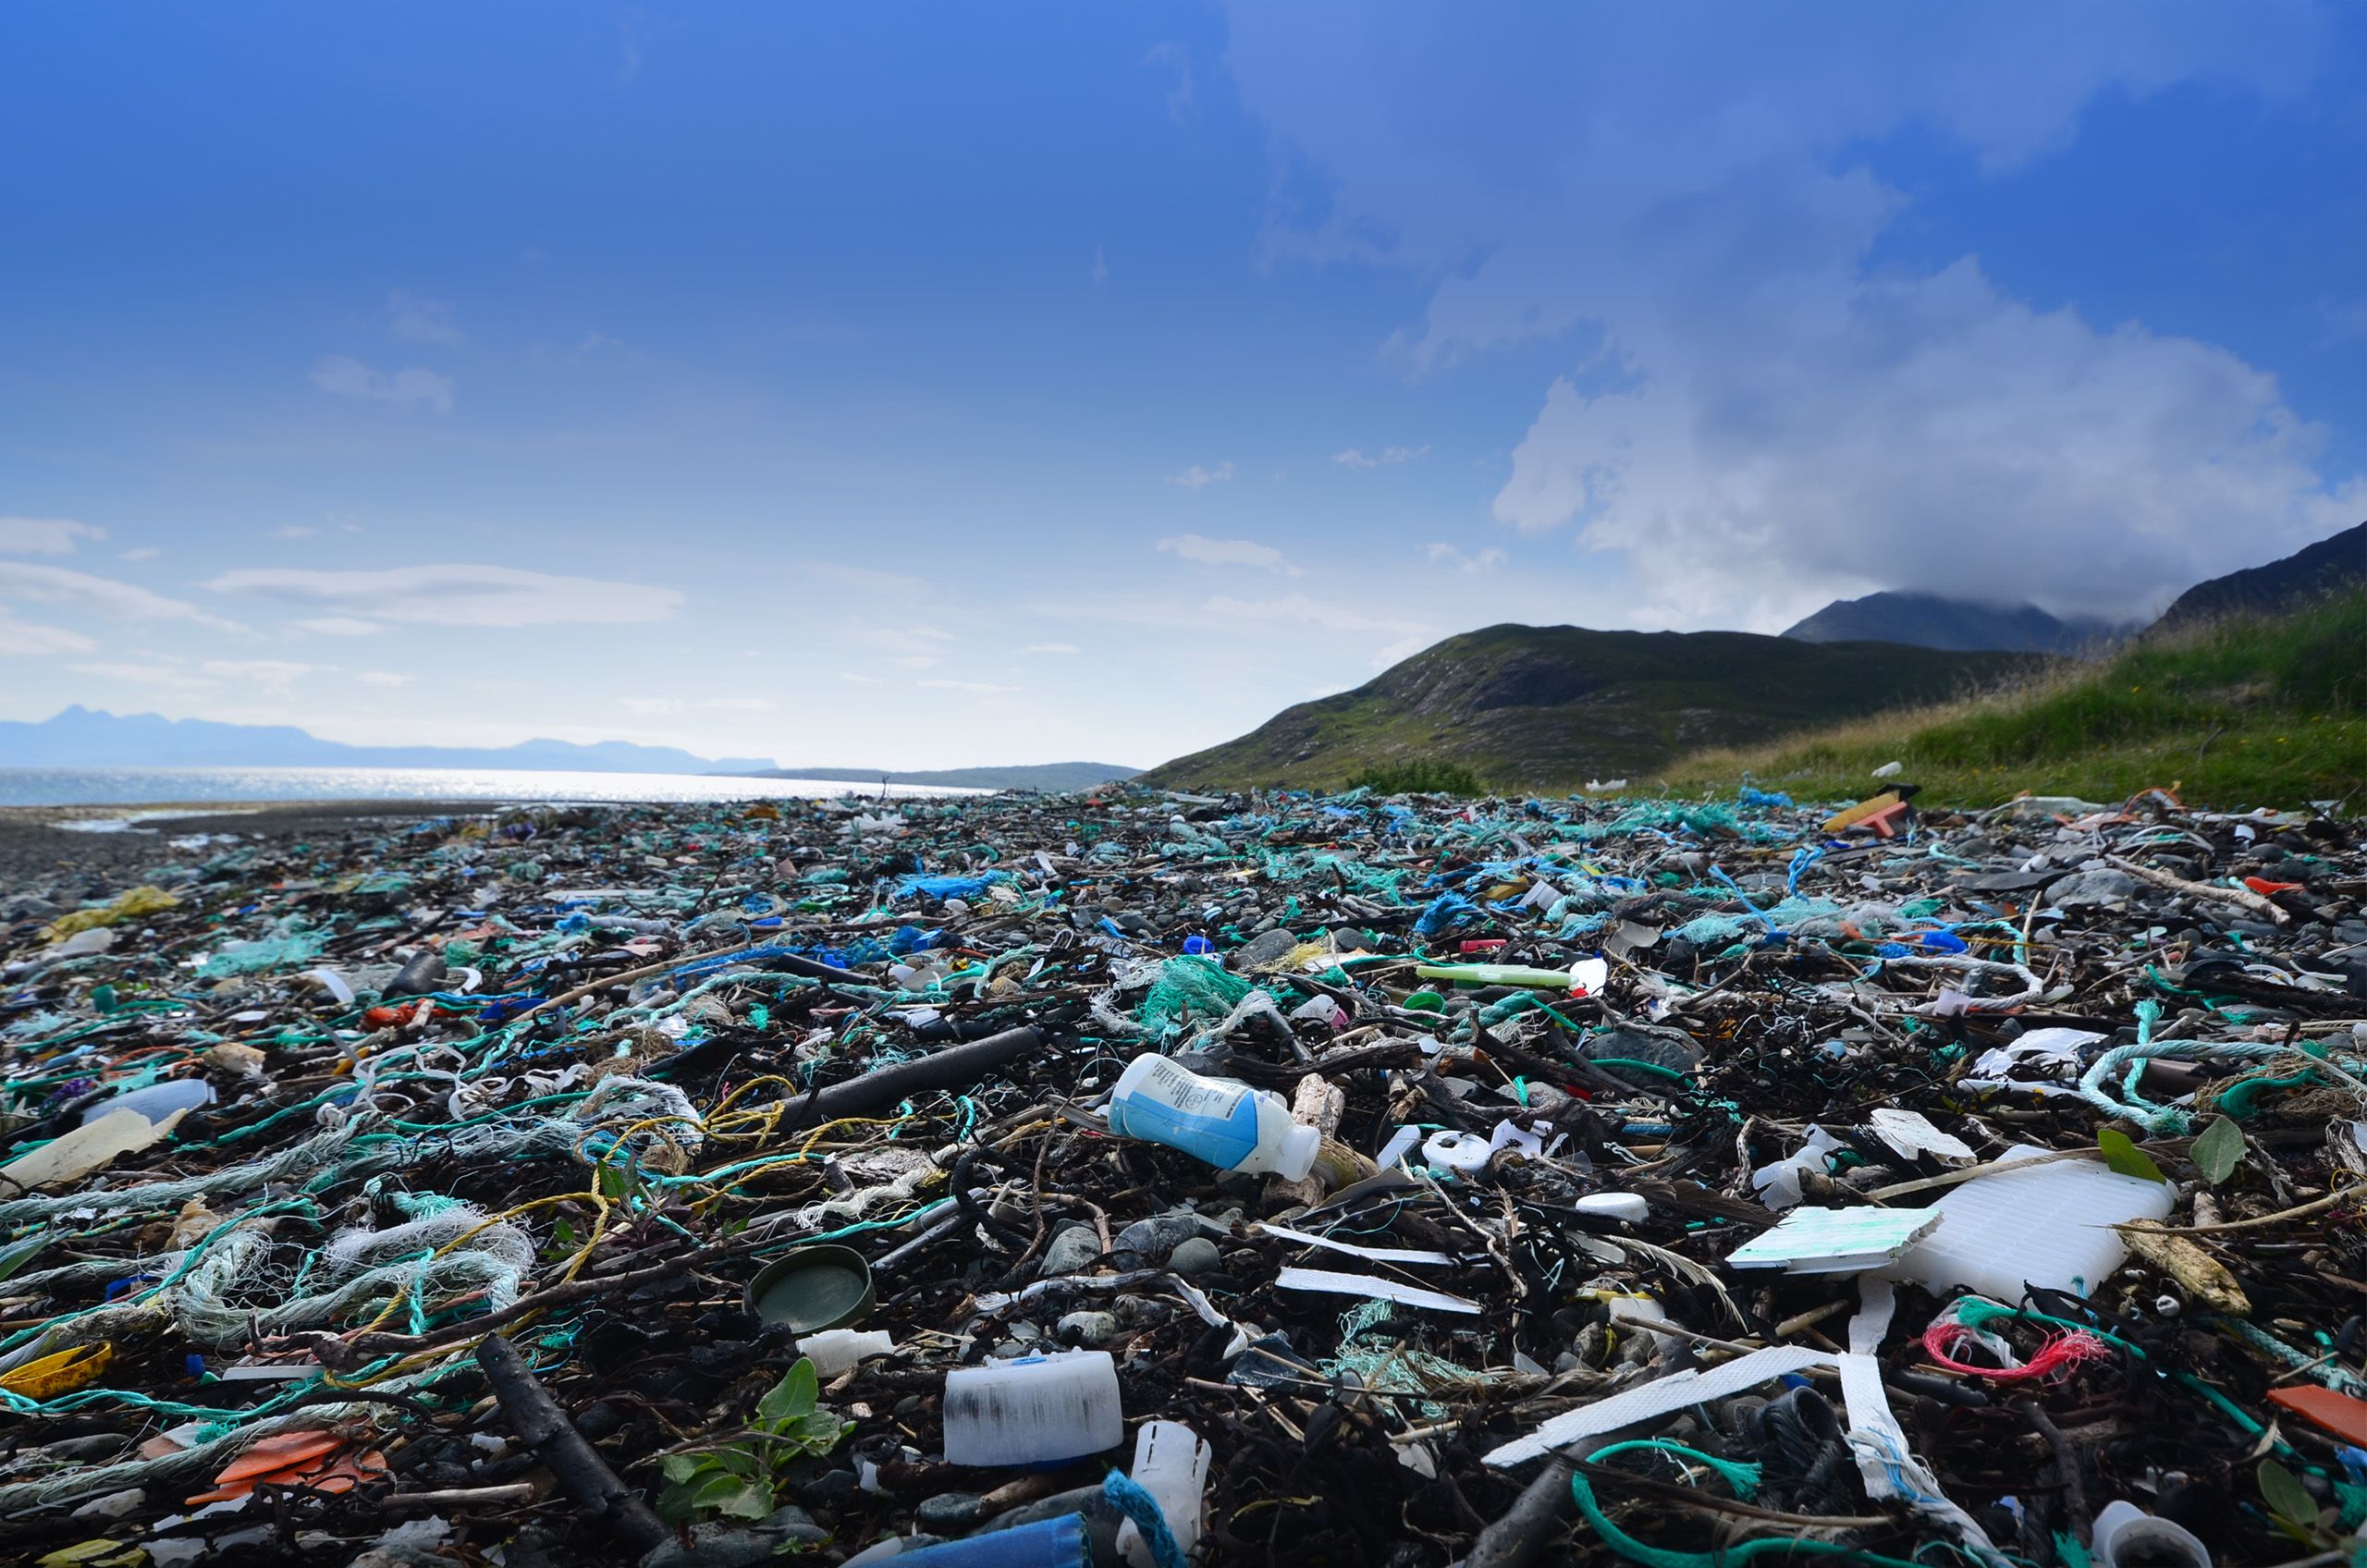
743,1243,876,1332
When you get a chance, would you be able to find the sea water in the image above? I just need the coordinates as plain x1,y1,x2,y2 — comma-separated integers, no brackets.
0,766,983,809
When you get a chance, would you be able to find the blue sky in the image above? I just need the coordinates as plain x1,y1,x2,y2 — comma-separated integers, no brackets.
1,3,2361,769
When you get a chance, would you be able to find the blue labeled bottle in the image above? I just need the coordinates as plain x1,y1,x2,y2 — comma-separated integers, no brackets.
1106,1055,1319,1179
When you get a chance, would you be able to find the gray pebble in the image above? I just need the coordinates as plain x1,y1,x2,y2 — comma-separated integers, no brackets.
1057,1310,1120,1347
1036,1222,1102,1277
916,1492,987,1531
1168,1236,1221,1275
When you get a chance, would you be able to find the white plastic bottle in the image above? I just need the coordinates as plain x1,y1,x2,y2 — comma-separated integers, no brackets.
942,1349,1123,1466
1119,1421,1210,1568
1106,1055,1319,1180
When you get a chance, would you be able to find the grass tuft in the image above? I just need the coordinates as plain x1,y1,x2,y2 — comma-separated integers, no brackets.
1343,758,1486,797
1664,589,2366,812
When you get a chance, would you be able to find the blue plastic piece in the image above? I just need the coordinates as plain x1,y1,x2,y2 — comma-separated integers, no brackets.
1181,935,1213,955
1413,893,1476,937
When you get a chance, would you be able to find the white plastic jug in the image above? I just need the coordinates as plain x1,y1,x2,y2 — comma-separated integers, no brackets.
1106,1056,1318,1180
942,1349,1123,1466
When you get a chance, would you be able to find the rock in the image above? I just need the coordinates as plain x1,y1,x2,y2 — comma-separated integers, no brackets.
1111,1212,1200,1267
916,1491,987,1530
639,1506,827,1568
2048,868,2139,909
1037,1221,1102,1277
1057,1309,1120,1346
1168,1236,1221,1275
1232,927,1301,969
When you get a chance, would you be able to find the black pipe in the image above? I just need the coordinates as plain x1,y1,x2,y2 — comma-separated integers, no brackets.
783,1023,1048,1129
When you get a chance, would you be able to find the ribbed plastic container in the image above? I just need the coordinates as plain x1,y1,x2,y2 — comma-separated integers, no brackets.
1118,1421,1209,1568
1880,1145,2172,1300
942,1350,1122,1466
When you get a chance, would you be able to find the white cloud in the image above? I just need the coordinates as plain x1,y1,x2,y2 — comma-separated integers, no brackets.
357,670,413,688
295,617,385,636
1168,460,1234,490
1331,445,1429,470
1091,246,1110,287
1426,543,1507,573
118,547,161,562
1220,6,2345,623
621,694,772,715
918,678,1015,693
204,564,682,627
1157,533,1303,575
201,658,317,692
839,671,884,685
0,517,105,555
310,355,454,413
387,290,465,345
1201,592,1437,667
68,659,216,692
0,561,244,630
1021,643,1080,655
890,655,941,669
0,613,96,655
1145,41,1194,120
272,524,319,540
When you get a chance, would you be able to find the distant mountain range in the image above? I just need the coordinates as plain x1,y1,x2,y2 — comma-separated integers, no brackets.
0,706,780,774
1144,519,2365,791
0,707,1135,790
744,763,1139,791
2154,520,2365,628
1781,592,2131,654
1138,624,2032,791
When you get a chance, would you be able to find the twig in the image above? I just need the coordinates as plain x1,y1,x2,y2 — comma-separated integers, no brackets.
2105,854,2289,926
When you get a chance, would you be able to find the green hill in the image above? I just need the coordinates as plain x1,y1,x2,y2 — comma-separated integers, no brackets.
1139,624,2034,792
1666,587,2367,810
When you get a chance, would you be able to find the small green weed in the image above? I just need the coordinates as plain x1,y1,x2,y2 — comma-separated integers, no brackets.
655,1358,852,1525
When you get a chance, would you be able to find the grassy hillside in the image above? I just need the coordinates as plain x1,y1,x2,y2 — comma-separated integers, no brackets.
1139,624,2032,792
1665,588,2367,811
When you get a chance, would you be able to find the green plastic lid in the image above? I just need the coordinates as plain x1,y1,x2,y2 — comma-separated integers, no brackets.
743,1244,875,1332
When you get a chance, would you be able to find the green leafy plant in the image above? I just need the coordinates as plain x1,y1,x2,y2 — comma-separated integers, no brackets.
2257,1458,2326,1545
2097,1128,2165,1182
656,1357,852,1525
1343,759,1485,797
2190,1114,2247,1186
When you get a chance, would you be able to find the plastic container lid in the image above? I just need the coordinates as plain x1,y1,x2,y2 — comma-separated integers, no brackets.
744,1244,876,1333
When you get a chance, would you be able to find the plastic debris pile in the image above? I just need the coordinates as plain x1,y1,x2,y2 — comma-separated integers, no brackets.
1,784,2364,1567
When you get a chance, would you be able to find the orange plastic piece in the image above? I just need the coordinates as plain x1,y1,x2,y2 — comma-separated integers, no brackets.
1855,800,1912,838
2267,1385,2367,1446
213,1430,344,1483
1821,790,1901,835
186,1430,386,1504
2244,876,2302,896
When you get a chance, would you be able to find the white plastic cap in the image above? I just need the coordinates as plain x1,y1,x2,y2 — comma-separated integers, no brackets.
1276,1123,1321,1182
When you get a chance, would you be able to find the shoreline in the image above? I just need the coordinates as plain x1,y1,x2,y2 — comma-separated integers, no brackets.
0,798,511,890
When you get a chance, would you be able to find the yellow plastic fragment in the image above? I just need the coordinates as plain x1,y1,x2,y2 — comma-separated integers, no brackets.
1820,791,1901,835
0,1341,113,1399
41,885,179,942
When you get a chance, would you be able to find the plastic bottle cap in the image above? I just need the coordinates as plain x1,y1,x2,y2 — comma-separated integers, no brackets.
1276,1123,1321,1182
